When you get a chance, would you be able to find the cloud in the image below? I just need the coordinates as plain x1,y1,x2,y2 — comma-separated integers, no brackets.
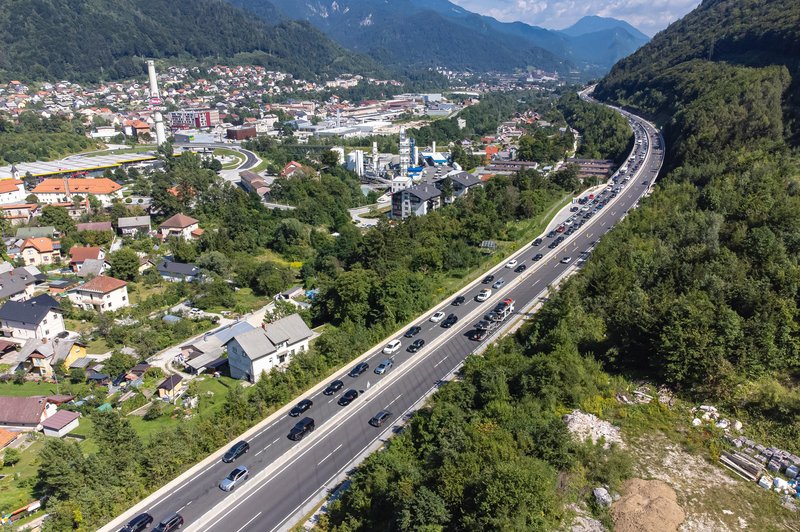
450,0,701,36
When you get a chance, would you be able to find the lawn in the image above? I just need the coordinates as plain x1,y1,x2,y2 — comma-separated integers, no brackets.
213,148,246,170
127,282,167,306
0,381,62,397
0,438,43,514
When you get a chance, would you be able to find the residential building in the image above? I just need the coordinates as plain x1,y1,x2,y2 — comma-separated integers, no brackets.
157,260,200,282
239,171,273,198
157,375,185,402
69,246,105,273
226,314,313,383
67,276,128,312
31,178,123,207
0,203,38,225
0,396,55,429
0,179,26,205
168,108,220,129
0,294,64,341
19,237,59,266
159,213,201,240
0,267,38,302
76,258,108,278
17,335,87,378
41,410,81,437
117,215,151,236
391,172,483,219
281,161,304,177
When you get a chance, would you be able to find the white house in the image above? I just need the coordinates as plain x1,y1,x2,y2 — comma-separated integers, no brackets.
41,410,81,437
0,294,64,341
0,179,27,205
159,213,202,240
226,314,313,383
31,178,123,207
67,276,129,312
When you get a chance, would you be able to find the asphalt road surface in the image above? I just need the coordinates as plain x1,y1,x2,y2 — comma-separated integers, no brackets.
111,96,664,532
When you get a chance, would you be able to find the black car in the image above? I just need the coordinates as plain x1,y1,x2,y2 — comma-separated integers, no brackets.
288,417,315,441
154,514,183,532
338,389,359,406
289,399,313,417
323,379,344,395
532,253,543,261
532,238,542,246
546,230,557,238
441,313,458,328
120,513,153,532
481,275,495,284
548,241,558,249
514,264,527,273
222,440,249,463
369,410,392,427
348,362,369,378
452,295,466,306
407,339,425,352
404,326,421,338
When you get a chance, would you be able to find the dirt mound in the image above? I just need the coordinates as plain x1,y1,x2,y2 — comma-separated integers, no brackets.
612,478,685,532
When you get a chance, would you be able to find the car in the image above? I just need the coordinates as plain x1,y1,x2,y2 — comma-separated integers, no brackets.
404,326,422,338
481,275,495,284
369,410,392,427
338,389,359,406
323,379,344,395
532,238,542,246
153,514,184,532
288,417,315,441
374,359,393,374
430,311,446,323
570,206,579,212
348,362,369,378
289,399,313,417
407,339,425,352
121,513,154,532
546,230,557,238
475,288,492,302
492,278,505,289
556,225,566,233
452,295,466,306
514,264,527,273
383,339,402,355
441,313,458,328
470,329,488,341
222,440,249,463
219,466,249,492
505,259,518,269
532,253,543,261
560,256,572,264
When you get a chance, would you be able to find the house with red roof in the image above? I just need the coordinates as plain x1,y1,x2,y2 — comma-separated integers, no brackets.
19,238,59,267
281,161,304,177
66,276,129,312
68,246,105,273
159,213,202,240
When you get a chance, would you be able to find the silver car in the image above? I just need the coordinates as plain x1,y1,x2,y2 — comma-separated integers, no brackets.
219,466,249,492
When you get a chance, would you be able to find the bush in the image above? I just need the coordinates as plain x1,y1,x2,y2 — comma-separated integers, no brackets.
143,401,164,421
3,448,20,467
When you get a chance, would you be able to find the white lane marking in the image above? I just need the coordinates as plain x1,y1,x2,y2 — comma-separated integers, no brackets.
255,438,280,457
385,394,403,409
177,500,193,513
249,420,279,441
433,357,449,368
234,512,262,532
317,444,343,466
328,398,335,404
148,462,215,511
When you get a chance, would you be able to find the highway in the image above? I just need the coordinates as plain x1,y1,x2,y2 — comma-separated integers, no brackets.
106,94,664,532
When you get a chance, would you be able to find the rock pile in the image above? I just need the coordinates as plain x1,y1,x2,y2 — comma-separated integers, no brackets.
563,409,625,449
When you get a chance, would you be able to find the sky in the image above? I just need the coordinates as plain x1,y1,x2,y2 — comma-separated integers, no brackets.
449,0,701,36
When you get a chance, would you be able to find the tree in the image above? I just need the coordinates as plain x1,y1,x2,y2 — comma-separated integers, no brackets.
103,351,136,378
169,237,197,263
320,149,340,168
109,248,140,281
3,448,20,467
196,251,230,276
40,205,76,234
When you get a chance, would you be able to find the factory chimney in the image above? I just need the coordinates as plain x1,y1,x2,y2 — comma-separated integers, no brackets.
147,60,167,146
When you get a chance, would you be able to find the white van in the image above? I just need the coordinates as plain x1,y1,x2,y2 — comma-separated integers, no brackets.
383,339,402,355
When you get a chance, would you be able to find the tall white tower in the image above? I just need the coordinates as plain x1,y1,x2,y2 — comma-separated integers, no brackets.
146,60,167,146
372,141,379,173
398,128,410,178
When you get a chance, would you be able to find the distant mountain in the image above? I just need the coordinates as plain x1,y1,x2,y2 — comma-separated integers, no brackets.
245,1,649,75
0,0,379,82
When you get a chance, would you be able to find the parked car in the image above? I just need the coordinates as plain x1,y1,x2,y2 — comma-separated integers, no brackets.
404,326,421,338
452,295,466,306
505,259,518,269
383,339,402,355
348,362,369,377
476,288,492,302
514,264,527,273
441,314,458,328
481,275,495,284
323,379,344,395
492,278,505,290
219,466,249,492
288,417,315,441
430,311,446,323
121,513,153,532
532,253,544,261
407,339,425,352
338,389,359,406
289,399,313,417
369,410,392,427
374,359,394,374
154,514,184,532
222,440,249,463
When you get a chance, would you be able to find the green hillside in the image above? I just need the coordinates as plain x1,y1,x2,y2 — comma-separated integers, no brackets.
0,0,380,82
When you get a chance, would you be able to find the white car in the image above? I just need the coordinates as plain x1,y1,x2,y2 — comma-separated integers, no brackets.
560,256,572,264
505,259,518,269
476,289,492,302
430,311,446,323
383,339,402,355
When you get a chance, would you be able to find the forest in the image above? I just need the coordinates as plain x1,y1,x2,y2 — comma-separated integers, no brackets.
323,2,800,530
0,113,97,164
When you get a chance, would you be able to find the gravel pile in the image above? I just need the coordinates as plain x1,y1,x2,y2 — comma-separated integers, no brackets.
563,409,625,449
611,478,685,532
